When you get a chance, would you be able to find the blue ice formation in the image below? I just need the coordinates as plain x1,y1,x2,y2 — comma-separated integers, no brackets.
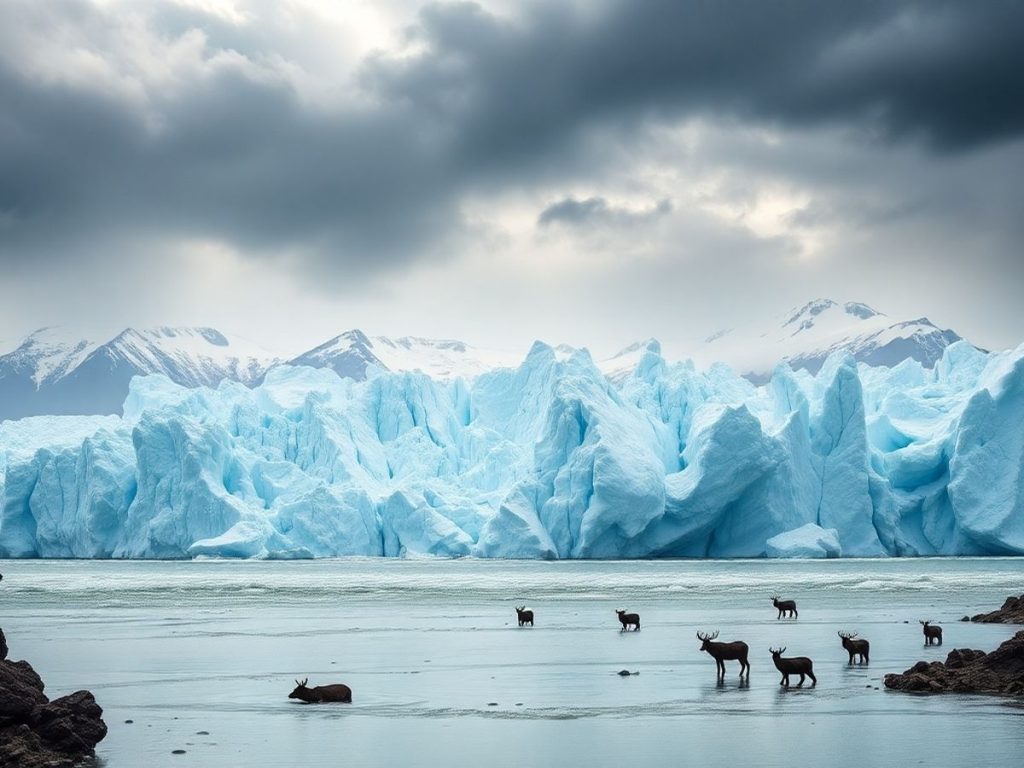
1,339,1023,559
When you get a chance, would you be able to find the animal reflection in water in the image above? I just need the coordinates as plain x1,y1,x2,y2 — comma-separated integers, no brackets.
288,678,352,703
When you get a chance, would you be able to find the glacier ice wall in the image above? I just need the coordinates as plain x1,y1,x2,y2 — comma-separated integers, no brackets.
2,340,1023,559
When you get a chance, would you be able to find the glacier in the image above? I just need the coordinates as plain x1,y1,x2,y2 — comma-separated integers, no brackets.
1,339,1023,559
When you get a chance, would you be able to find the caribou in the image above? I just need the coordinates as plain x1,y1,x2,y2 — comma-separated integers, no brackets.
515,606,534,627
920,620,943,646
288,678,352,703
697,630,750,679
769,647,816,687
771,596,798,619
838,631,870,664
615,609,641,631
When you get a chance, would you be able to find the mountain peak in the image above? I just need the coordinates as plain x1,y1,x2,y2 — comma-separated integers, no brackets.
783,299,838,328
697,299,970,381
843,302,882,320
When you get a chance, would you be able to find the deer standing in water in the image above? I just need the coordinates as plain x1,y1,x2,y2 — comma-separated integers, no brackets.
920,620,943,646
288,678,352,703
515,606,534,626
769,647,816,687
771,596,798,619
697,630,750,679
837,631,870,664
616,609,641,631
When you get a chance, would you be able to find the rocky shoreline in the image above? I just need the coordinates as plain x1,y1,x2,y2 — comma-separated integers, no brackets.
963,594,1024,624
0,628,107,768
883,630,1024,696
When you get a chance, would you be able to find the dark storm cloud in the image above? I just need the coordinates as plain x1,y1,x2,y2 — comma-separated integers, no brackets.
0,0,1022,277
366,0,1024,160
538,197,671,228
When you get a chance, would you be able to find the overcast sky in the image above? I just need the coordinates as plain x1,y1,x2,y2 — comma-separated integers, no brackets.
1,0,1022,357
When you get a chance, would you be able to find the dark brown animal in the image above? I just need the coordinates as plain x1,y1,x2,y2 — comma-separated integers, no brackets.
838,631,870,664
697,630,749,679
515,606,534,626
616,609,640,631
769,647,816,687
920,620,943,646
771,596,798,619
288,678,352,703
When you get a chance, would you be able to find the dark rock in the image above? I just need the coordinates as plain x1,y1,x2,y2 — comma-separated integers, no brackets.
172,749,187,754
196,730,209,735
31,691,108,754
617,670,639,676
961,616,970,622
0,659,47,721
0,629,106,768
970,595,1024,624
884,630,1024,697
125,719,133,724
0,629,7,661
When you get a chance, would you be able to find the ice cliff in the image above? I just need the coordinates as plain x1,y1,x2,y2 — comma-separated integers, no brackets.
2,340,1023,559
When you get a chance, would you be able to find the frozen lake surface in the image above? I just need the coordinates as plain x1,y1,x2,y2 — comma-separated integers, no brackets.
2,558,1023,767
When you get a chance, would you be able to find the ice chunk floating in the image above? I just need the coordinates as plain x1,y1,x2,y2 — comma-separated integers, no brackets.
1,340,1023,559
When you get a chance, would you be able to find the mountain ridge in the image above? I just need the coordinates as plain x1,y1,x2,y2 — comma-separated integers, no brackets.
0,300,981,420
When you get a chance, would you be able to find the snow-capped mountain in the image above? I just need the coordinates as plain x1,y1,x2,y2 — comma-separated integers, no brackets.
689,299,970,382
0,327,280,420
286,331,521,382
0,300,978,421
597,339,662,382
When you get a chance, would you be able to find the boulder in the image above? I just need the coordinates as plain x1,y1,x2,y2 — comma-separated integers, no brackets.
884,630,1024,696
0,628,107,767
970,594,1024,624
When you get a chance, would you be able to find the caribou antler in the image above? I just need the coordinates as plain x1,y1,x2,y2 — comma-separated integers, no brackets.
838,631,858,639
769,647,786,655
696,630,720,642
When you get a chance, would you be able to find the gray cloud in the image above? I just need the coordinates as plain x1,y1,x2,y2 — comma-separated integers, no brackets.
2,1,1022,272
538,197,671,228
366,0,1024,157
0,0,1022,353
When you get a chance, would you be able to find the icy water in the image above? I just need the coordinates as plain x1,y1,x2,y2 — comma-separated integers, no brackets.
2,558,1023,768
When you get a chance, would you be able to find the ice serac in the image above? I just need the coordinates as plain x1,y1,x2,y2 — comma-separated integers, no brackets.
947,351,1024,553
2,339,1024,560
766,524,842,558
811,356,884,556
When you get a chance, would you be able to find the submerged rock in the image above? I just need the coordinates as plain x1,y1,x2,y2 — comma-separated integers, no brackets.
883,630,1024,696
969,594,1024,624
0,628,107,767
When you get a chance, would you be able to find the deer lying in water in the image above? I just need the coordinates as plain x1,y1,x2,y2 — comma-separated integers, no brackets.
697,630,749,679
770,647,816,687
616,609,641,631
288,678,352,703
515,606,534,626
838,631,870,664
920,620,943,646
771,596,798,619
